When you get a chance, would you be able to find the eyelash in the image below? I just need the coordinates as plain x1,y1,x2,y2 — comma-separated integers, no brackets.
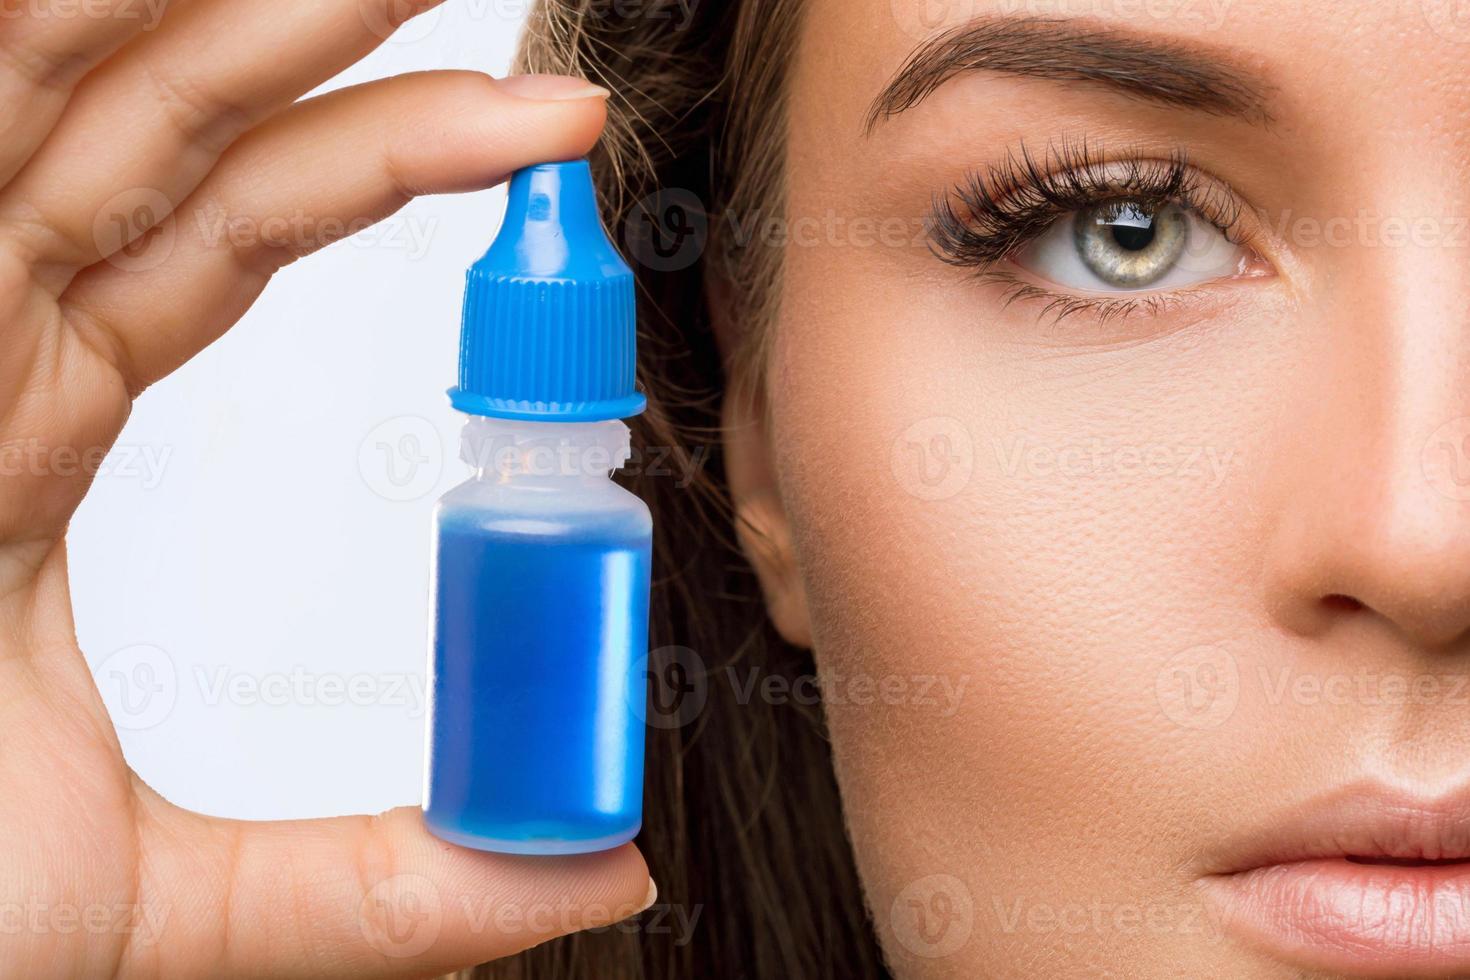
928,138,1250,322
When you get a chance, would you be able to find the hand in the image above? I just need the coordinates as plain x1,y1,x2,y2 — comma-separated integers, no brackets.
0,1,652,976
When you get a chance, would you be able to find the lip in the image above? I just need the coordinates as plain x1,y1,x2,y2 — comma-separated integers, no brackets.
1200,781,1470,976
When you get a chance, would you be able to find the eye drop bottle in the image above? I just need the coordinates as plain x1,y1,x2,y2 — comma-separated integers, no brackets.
423,160,651,855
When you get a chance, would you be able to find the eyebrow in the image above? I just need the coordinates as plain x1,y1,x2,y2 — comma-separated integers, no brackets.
865,17,1271,133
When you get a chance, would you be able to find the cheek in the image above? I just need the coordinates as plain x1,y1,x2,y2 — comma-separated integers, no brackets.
766,240,1300,971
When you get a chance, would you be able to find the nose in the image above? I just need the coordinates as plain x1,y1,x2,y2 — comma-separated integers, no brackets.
1263,263,1470,651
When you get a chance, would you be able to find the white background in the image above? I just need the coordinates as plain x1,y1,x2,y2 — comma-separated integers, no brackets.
69,3,533,820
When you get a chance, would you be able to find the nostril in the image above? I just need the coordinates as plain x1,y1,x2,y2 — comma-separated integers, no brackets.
1322,594,1365,614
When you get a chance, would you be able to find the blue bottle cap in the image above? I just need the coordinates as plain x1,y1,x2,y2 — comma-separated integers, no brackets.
449,159,645,422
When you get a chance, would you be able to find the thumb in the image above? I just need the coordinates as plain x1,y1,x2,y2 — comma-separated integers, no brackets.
126,794,654,979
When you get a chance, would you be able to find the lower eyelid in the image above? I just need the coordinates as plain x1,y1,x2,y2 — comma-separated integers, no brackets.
973,268,1255,339
996,251,1273,316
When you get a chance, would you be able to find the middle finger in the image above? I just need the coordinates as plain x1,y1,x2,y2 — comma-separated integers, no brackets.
0,0,446,287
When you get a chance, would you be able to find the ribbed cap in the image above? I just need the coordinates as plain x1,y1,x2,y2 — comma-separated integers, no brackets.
449,159,645,422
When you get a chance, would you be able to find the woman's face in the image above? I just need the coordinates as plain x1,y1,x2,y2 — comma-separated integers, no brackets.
742,1,1470,975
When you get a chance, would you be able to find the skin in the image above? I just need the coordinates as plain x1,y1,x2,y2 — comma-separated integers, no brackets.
0,1,652,977
726,0,1470,976
10,1,1470,978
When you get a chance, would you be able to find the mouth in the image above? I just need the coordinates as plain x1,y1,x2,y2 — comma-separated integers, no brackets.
1200,784,1470,977
1345,855,1470,867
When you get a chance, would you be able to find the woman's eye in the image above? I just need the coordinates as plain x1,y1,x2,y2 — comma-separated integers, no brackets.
1012,198,1251,292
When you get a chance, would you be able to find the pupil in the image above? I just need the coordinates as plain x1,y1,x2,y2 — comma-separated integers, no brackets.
1111,219,1156,252
1074,201,1186,289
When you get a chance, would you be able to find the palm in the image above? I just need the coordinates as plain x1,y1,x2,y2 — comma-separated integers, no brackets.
0,2,648,977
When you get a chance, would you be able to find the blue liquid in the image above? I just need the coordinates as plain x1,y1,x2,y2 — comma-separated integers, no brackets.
424,503,651,854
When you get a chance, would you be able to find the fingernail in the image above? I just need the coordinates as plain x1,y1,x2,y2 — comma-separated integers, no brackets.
497,73,610,102
636,877,658,915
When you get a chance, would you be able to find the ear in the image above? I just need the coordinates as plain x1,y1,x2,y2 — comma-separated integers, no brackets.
708,277,813,649
721,380,813,648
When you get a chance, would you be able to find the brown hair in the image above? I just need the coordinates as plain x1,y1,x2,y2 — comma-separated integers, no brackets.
469,1,889,977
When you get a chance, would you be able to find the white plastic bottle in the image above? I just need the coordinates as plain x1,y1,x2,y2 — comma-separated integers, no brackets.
422,161,653,855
